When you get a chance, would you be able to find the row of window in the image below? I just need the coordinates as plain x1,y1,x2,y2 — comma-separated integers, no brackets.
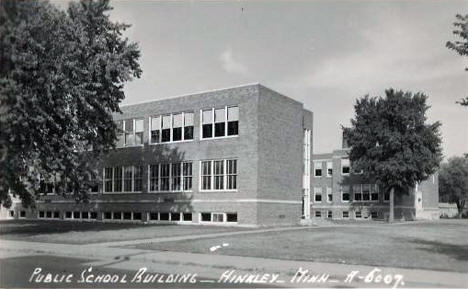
314,185,388,203
314,159,350,177
8,210,26,218
102,159,237,193
314,210,380,219
116,106,239,147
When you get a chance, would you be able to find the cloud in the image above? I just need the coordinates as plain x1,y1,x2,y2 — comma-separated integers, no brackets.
303,12,466,93
219,48,248,75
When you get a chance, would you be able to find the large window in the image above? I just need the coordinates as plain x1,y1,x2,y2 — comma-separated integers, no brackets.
201,106,239,139
200,212,238,223
200,159,237,191
352,184,377,202
103,166,143,193
353,184,362,201
150,112,194,144
148,162,192,192
117,119,144,147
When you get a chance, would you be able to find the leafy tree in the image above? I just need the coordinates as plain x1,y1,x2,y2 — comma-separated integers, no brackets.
446,14,468,106
343,89,443,222
0,0,141,207
439,156,468,218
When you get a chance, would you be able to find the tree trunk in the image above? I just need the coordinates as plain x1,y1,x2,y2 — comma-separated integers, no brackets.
456,199,465,219
389,187,395,223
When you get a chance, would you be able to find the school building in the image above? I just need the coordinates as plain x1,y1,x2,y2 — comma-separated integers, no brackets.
1,83,439,225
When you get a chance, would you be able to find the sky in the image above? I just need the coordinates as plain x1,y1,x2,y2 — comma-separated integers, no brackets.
60,0,468,158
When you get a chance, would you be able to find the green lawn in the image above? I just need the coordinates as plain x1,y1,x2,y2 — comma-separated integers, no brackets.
131,220,468,273
0,220,248,244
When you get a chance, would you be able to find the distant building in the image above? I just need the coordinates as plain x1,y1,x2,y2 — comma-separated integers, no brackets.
310,145,440,221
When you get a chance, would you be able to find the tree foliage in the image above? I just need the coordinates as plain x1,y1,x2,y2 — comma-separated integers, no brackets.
0,0,141,207
446,14,468,106
439,156,468,217
343,89,443,221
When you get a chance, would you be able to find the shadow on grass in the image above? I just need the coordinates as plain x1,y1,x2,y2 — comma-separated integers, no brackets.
0,220,174,236
409,238,468,262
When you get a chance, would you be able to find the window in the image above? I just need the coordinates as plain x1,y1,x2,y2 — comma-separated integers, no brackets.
53,211,60,219
160,164,170,191
355,211,362,219
326,187,333,202
104,167,113,192
202,109,213,138
39,211,45,218
73,211,80,219
183,162,193,191
212,213,224,222
371,211,378,219
90,212,97,219
46,211,52,218
150,116,160,144
327,161,333,177
327,211,333,219
314,187,322,202
201,159,237,191
133,212,142,220
149,163,192,192
353,184,362,201
362,184,371,201
315,211,322,218
214,160,224,190
341,186,350,202
20,211,26,218
82,212,89,219
65,211,72,219
201,106,239,139
184,112,194,140
182,213,192,222
342,211,349,219
113,167,123,192
384,192,390,202
201,213,211,222
149,164,159,191
171,163,181,191
314,161,322,177
134,166,143,191
226,213,238,223
150,213,159,220
123,166,132,192
151,112,194,143
9,210,14,217
227,106,239,136
226,159,237,190
160,213,170,221
371,185,379,201
123,212,132,220
113,212,122,220
341,159,350,175
172,113,183,141
116,120,125,147
104,212,112,220
171,212,181,221
89,173,99,193
214,108,226,137
161,115,171,142
121,119,143,146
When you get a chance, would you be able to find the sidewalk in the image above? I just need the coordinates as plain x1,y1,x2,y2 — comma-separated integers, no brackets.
1,238,466,288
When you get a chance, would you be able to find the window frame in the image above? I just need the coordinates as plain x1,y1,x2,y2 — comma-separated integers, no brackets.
200,106,239,140
199,212,238,224
199,159,238,192
313,161,323,177
149,111,195,144
147,162,193,193
326,187,333,203
118,118,144,147
314,186,322,203
341,158,350,175
326,161,333,177
103,166,143,194
341,185,350,203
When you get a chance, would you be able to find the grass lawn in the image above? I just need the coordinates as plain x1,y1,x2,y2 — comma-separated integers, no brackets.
0,220,248,245
131,220,468,273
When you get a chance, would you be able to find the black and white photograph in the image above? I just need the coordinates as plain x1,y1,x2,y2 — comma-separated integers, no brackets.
0,0,467,288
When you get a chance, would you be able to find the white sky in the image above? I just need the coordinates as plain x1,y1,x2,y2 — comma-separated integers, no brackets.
59,0,468,158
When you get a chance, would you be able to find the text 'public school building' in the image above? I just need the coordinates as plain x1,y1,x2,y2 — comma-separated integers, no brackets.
1,83,439,226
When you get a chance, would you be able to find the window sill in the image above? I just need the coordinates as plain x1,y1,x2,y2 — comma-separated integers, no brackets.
102,191,143,194
200,135,239,141
147,190,193,194
199,189,238,193
150,139,194,145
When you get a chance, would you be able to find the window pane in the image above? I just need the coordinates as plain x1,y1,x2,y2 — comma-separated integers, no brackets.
227,121,238,136
124,166,133,192
184,126,194,140
183,213,192,221
171,163,181,191
160,212,169,220
184,112,194,126
215,122,225,137
160,164,170,191
114,167,122,192
226,213,237,222
135,119,144,132
151,116,160,131
214,160,224,190
150,164,159,191
173,127,182,141
171,212,181,221
201,161,211,190
173,113,182,128
124,119,133,132
202,109,212,124
134,166,142,191
227,106,239,121
161,129,171,142
183,162,192,191
202,124,213,138
215,108,225,122
162,115,171,129
201,212,211,222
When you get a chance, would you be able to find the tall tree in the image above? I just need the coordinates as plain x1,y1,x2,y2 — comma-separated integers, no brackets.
446,14,468,106
343,89,443,222
0,0,141,207
439,156,468,218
